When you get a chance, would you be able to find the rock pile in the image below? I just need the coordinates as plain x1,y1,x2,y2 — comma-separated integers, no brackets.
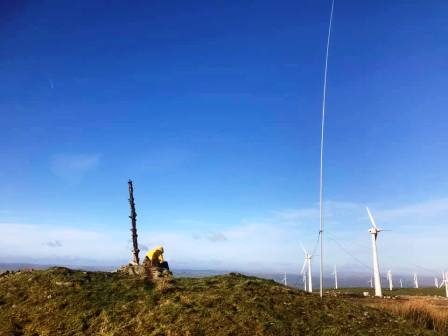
117,263,172,283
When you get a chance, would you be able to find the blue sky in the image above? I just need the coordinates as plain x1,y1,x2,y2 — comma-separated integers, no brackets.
1,1,448,274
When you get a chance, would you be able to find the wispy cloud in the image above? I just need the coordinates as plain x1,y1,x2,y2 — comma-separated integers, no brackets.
272,207,319,222
50,153,100,183
0,223,121,262
377,198,448,227
208,233,228,242
43,240,62,247
272,201,364,228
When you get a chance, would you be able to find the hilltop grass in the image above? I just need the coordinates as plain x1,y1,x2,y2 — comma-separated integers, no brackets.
0,268,438,335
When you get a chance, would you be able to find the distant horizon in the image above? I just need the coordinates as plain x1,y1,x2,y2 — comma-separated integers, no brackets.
0,259,442,278
1,260,443,290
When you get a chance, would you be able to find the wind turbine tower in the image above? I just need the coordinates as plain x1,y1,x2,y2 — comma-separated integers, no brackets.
301,244,313,293
303,273,307,292
435,277,439,288
387,270,393,291
441,272,448,297
333,265,338,290
283,272,288,286
368,277,373,289
366,207,383,297
399,278,403,288
414,273,419,289
445,272,448,297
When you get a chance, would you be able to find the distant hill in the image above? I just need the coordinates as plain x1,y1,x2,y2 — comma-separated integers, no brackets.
2,263,440,288
0,262,116,272
0,267,436,335
0,264,322,291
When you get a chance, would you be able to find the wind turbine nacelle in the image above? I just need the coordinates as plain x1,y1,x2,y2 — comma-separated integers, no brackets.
368,228,379,234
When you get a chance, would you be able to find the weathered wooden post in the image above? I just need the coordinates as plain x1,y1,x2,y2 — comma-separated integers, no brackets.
128,180,140,265
118,180,172,283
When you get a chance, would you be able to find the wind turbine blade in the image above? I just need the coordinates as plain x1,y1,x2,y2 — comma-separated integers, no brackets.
300,259,307,274
366,206,378,229
300,243,307,255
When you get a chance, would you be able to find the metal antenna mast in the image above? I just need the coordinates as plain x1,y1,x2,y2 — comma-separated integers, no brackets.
128,179,140,265
319,0,335,298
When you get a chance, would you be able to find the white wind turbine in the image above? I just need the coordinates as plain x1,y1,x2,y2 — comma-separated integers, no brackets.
366,207,383,297
368,277,373,289
332,265,338,290
435,277,439,288
439,272,448,297
301,244,313,293
444,272,448,297
413,273,419,289
387,270,393,291
399,278,403,288
283,272,288,286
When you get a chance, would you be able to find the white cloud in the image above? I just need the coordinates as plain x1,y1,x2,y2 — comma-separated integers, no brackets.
272,201,365,228
376,198,448,227
136,222,303,271
207,233,228,242
43,240,62,247
322,199,448,274
0,221,303,271
272,207,319,223
0,223,123,262
1,198,447,273
50,154,100,183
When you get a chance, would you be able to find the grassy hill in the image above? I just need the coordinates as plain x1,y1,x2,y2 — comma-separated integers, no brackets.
0,267,437,335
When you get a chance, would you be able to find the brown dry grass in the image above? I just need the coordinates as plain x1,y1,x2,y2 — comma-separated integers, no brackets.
366,297,448,334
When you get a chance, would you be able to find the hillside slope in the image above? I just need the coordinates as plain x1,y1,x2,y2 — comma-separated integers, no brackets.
0,268,435,335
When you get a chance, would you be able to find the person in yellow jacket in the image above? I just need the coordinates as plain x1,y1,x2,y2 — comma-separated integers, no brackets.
145,246,169,269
